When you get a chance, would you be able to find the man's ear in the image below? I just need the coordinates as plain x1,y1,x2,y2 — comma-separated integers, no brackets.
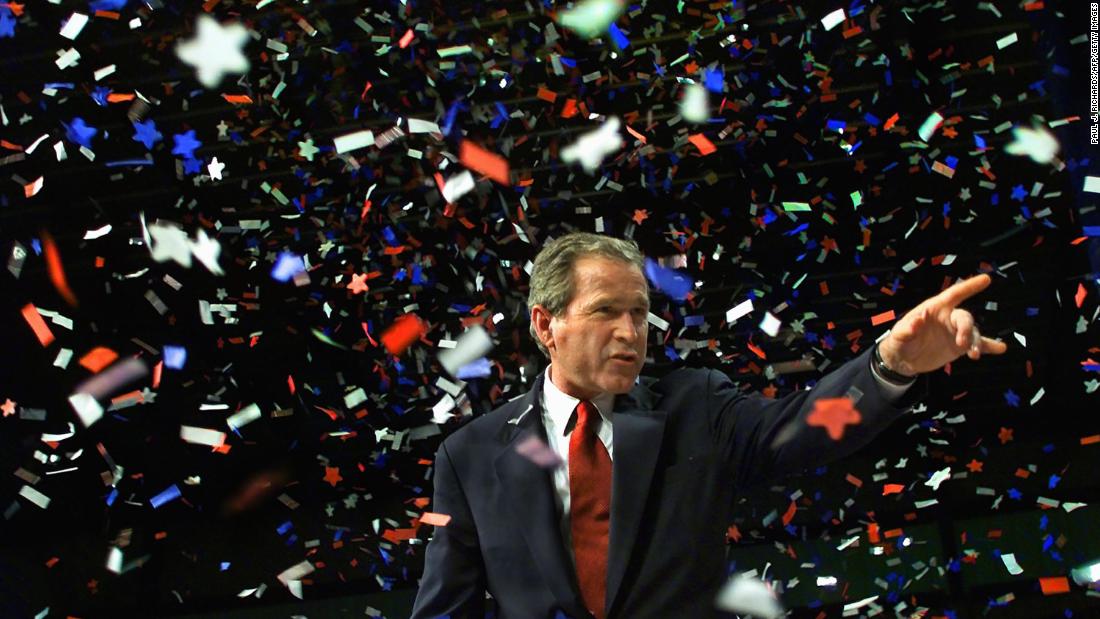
531,305,554,351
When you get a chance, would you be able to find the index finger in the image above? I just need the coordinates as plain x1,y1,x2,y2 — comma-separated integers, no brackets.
938,273,992,307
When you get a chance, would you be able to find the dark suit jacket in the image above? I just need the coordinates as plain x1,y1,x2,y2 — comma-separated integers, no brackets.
411,347,925,619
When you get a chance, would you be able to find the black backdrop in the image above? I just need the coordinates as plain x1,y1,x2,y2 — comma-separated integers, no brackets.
2,0,1099,617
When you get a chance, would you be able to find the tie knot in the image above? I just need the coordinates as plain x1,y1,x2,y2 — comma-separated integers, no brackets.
573,400,598,434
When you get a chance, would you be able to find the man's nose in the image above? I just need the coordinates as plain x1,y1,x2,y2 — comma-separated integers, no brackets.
614,312,641,341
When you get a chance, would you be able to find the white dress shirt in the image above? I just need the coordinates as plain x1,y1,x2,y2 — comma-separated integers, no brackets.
538,358,911,571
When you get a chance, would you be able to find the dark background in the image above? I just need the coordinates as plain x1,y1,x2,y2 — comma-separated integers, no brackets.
2,0,1099,617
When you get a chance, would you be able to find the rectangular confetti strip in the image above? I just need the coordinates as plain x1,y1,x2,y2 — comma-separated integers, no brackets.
333,130,375,154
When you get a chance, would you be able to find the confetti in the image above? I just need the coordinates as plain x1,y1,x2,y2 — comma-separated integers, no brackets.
560,117,624,173
821,8,847,31
715,574,784,619
175,15,250,89
1004,125,1060,164
680,83,709,123
333,129,375,154
437,325,494,377
557,0,624,39
806,397,861,440
459,140,510,185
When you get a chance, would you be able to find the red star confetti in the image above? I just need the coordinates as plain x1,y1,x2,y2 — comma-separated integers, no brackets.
806,397,862,440
323,466,343,487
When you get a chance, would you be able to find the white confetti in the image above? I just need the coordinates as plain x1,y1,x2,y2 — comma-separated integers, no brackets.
442,170,476,203
1001,552,1024,575
333,129,375,154
759,312,781,337
438,325,494,377
227,403,262,430
59,13,89,40
180,425,227,447
1004,125,1059,164
557,0,624,39
560,117,624,173
69,393,103,427
715,574,784,619
726,298,754,323
175,15,250,88
19,485,51,509
925,466,951,491
679,82,709,123
821,8,846,31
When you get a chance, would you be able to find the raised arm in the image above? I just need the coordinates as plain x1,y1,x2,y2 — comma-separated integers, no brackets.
706,346,924,490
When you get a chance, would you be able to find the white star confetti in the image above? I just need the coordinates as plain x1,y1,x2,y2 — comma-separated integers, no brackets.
207,156,225,180
176,15,250,89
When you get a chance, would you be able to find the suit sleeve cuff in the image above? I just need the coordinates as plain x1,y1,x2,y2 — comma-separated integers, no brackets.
868,353,916,401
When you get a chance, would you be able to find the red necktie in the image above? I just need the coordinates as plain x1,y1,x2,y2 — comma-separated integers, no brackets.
569,400,612,619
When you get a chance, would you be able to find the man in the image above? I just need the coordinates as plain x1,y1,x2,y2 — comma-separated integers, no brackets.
411,232,1006,619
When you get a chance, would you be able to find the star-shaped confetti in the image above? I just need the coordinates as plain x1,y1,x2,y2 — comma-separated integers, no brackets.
171,130,202,159
806,397,861,440
64,117,97,148
132,120,162,149
1,398,16,417
176,15,250,89
182,157,203,175
207,156,225,180
297,138,319,161
147,221,193,267
0,10,16,39
347,272,369,295
322,466,343,487
966,459,983,473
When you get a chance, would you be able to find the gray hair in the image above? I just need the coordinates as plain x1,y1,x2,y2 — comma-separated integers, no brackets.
527,232,648,358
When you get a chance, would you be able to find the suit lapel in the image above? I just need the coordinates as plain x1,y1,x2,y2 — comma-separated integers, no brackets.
494,370,668,619
495,371,589,618
605,384,667,618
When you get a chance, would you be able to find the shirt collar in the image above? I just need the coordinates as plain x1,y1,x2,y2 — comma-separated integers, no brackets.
542,363,616,434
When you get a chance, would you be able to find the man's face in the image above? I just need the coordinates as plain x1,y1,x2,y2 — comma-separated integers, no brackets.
537,256,650,400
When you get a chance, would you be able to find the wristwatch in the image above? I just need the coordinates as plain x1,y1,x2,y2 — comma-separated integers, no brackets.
872,341,917,386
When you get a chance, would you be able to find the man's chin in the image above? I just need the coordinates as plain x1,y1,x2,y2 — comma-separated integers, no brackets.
602,375,638,394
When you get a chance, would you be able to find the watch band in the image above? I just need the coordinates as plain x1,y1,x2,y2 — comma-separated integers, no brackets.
872,341,917,386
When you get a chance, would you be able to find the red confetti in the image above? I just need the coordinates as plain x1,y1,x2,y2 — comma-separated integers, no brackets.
688,133,716,155
807,397,862,440
79,347,119,373
870,309,895,326
41,231,77,307
459,140,510,185
21,303,54,346
1038,576,1070,595
381,314,427,355
420,512,452,527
